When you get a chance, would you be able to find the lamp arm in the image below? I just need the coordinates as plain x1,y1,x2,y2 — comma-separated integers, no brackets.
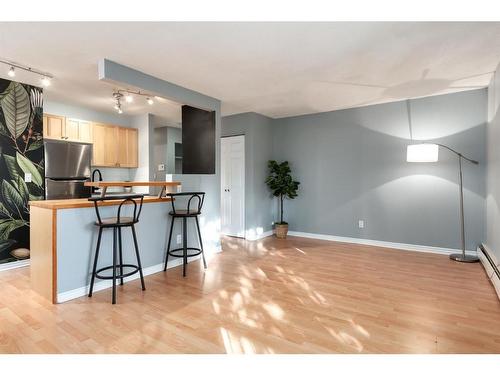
434,143,479,165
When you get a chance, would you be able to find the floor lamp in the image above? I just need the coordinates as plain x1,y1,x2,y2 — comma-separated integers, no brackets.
407,143,479,263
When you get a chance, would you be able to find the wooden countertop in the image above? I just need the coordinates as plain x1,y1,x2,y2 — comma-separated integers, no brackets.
29,196,172,210
84,181,181,187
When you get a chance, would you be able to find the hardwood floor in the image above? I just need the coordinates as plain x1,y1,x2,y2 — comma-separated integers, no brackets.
1,235,500,353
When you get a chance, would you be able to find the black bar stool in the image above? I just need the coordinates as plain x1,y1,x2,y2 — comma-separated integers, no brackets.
163,192,207,277
88,194,146,304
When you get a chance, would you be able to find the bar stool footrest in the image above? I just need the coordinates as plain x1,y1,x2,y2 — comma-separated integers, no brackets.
167,247,202,258
95,264,140,280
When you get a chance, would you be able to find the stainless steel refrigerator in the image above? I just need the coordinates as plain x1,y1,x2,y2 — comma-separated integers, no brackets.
44,139,92,199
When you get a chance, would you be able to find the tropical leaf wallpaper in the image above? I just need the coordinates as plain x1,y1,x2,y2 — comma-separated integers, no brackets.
0,78,44,264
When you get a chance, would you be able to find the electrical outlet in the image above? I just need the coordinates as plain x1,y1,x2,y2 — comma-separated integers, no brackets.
358,220,365,229
24,173,32,183
176,234,182,244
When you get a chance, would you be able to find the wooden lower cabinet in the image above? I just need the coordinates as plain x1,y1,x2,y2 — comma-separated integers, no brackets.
93,123,138,168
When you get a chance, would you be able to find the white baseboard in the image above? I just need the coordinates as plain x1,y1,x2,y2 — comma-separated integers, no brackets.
0,259,30,272
246,230,273,241
57,256,199,303
478,244,500,302
287,231,477,257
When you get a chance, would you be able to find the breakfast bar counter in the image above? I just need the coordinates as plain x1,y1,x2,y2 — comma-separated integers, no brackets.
28,181,196,304
29,196,172,210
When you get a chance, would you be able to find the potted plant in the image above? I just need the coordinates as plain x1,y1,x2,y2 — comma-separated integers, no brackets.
265,160,300,239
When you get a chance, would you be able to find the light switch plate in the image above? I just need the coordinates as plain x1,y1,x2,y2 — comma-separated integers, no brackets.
176,235,182,244
358,220,365,229
24,173,32,183
158,164,165,171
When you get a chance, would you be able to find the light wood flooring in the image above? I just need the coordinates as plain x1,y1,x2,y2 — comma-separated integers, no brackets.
1,235,500,353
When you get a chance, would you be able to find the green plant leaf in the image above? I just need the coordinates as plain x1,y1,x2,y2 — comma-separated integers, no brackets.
0,219,25,240
1,180,25,214
29,193,43,201
16,152,42,187
0,120,10,138
3,154,21,180
27,139,43,152
15,176,29,203
266,160,300,223
0,239,16,253
0,202,10,218
0,82,30,138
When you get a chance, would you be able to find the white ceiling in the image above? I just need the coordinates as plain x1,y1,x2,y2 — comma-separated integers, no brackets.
0,22,499,120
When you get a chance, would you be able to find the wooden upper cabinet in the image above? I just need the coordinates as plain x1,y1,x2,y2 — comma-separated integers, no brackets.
92,123,118,167
92,124,137,168
43,114,93,143
116,127,138,168
65,118,80,141
78,120,93,143
43,113,137,169
43,114,65,140
117,127,128,166
126,128,138,168
66,118,93,143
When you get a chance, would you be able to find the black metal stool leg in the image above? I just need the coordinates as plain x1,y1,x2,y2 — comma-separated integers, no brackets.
183,217,187,277
89,227,103,297
195,216,207,269
131,225,146,291
118,227,124,286
112,228,117,304
163,217,175,272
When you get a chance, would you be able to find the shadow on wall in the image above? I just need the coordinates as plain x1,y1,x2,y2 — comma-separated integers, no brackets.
273,93,487,251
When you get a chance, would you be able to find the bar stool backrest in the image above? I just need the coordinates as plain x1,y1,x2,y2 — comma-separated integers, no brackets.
88,194,145,225
166,192,205,215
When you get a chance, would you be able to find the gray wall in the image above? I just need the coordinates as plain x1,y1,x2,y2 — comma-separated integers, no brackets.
166,126,182,174
222,112,274,236
486,63,500,261
272,89,487,251
153,126,168,186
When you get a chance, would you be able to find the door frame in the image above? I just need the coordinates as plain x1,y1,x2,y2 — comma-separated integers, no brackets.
220,134,245,238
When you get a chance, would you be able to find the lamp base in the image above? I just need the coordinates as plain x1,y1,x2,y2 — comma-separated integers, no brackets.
449,253,479,263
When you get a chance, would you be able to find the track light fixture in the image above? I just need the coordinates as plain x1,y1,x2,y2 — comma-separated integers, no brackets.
112,89,156,111
112,92,124,114
1,58,53,87
41,76,51,87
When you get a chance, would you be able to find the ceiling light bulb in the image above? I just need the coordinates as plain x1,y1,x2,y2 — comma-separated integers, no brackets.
41,76,51,87
8,67,15,77
147,97,153,105
125,94,133,103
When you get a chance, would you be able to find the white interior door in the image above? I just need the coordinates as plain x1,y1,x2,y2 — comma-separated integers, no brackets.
221,135,245,237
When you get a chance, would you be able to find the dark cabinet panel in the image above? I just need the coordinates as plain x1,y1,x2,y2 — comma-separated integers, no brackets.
182,105,216,174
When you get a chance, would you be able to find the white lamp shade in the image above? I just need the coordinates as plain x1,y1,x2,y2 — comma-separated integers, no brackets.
407,144,439,163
